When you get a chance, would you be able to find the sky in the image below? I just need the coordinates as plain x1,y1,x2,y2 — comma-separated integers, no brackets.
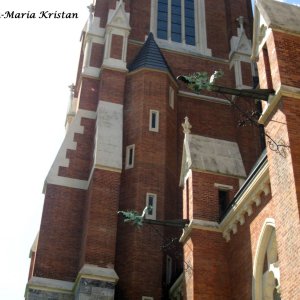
0,0,299,299
0,0,90,298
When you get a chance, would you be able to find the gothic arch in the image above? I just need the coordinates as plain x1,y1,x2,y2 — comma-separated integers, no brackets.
252,218,281,300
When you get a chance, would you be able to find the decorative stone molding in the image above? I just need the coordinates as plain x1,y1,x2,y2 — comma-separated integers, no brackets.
150,0,211,56
25,265,119,300
179,219,221,243
82,6,105,78
94,101,123,172
25,277,73,300
220,159,270,241
102,1,131,71
258,84,300,125
169,273,184,300
178,90,231,105
179,157,270,243
229,16,254,89
44,109,96,191
74,264,119,300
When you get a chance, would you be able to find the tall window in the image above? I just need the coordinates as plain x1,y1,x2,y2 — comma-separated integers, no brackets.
157,0,195,45
149,110,159,132
125,144,135,169
146,193,157,220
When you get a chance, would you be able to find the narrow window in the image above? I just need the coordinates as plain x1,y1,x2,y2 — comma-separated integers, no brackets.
125,144,135,169
166,255,173,285
185,0,195,45
157,0,168,40
171,0,182,42
169,86,174,109
142,297,154,300
219,189,229,217
149,110,159,132
146,193,157,220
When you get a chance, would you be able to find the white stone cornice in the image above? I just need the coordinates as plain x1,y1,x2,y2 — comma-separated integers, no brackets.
76,264,119,284
27,277,73,294
220,159,270,241
179,219,221,243
258,84,300,125
178,90,231,105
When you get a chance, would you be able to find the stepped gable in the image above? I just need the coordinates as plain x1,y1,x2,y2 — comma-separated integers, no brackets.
128,32,173,76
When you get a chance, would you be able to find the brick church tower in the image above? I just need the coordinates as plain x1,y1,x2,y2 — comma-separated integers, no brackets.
25,0,267,299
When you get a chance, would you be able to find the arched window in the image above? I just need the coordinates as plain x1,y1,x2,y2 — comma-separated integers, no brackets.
253,218,281,300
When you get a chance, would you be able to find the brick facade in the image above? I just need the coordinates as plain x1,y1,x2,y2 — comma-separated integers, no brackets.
26,0,300,299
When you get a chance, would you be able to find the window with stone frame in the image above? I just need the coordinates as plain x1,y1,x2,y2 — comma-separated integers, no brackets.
157,0,195,45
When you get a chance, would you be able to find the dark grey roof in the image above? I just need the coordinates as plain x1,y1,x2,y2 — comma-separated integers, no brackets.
128,33,173,74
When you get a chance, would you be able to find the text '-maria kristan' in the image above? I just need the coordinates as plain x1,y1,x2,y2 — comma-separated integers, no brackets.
0,11,79,19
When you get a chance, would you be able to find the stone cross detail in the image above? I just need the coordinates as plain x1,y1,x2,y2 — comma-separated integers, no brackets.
182,117,192,134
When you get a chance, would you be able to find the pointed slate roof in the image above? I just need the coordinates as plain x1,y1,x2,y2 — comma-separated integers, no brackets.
128,33,173,75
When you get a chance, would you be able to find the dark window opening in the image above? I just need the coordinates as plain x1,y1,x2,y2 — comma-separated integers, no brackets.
219,190,229,217
148,195,154,215
128,148,133,166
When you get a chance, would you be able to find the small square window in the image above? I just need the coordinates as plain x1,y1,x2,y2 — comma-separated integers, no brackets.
146,193,157,220
149,110,159,132
125,144,135,169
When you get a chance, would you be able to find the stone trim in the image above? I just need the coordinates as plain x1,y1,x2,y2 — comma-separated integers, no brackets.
258,84,300,125
44,109,97,192
77,264,119,283
179,159,270,242
169,273,184,300
150,0,211,56
220,160,270,242
27,277,73,294
179,219,221,243
178,90,231,105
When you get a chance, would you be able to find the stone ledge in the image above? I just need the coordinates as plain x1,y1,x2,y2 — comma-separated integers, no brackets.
259,84,300,125
27,277,73,293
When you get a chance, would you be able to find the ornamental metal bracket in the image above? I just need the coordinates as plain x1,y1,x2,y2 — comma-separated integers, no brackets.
177,71,274,101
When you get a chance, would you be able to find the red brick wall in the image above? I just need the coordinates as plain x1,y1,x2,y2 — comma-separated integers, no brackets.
227,192,273,299
257,29,300,299
59,117,95,181
241,61,253,87
78,77,99,111
99,68,126,104
90,43,104,68
189,172,240,222
263,99,300,299
272,31,300,89
115,70,179,299
129,0,151,42
34,185,86,281
184,230,231,299
206,0,230,58
110,34,123,60
80,169,120,267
